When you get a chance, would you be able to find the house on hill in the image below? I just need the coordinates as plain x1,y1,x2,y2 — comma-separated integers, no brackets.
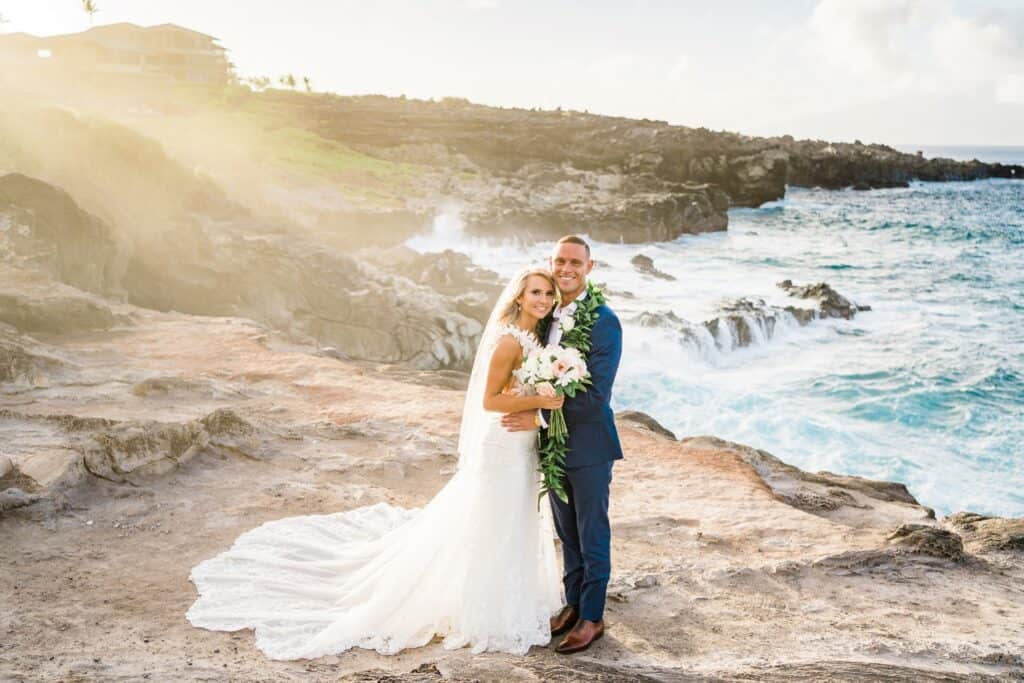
0,23,234,84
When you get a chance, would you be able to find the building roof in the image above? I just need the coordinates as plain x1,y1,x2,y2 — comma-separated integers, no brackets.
151,23,219,41
20,22,222,45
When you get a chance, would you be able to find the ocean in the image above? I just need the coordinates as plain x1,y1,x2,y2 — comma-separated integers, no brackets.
407,163,1024,518
893,144,1024,166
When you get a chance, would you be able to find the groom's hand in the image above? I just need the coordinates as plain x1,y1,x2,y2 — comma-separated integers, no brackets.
501,410,537,432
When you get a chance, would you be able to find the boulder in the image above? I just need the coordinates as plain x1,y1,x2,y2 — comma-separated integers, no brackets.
616,411,677,440
630,254,676,281
886,524,964,560
778,279,872,319
0,291,125,334
362,248,505,325
0,173,124,291
81,409,270,483
944,512,1024,554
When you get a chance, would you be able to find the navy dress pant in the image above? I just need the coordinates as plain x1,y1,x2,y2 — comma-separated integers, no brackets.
548,461,614,622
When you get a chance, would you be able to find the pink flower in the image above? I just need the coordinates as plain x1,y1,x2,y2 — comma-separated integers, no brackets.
535,382,557,397
551,359,569,376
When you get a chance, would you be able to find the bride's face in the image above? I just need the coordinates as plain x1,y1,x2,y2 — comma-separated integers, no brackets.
517,275,557,321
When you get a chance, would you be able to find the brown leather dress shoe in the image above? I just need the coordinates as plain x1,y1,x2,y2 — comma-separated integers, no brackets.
555,619,604,654
549,605,579,637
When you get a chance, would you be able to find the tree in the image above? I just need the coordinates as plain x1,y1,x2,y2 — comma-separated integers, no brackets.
246,75,271,91
81,0,99,27
302,76,312,93
278,73,297,89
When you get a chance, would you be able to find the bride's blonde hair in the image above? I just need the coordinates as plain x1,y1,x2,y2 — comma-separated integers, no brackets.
498,269,559,326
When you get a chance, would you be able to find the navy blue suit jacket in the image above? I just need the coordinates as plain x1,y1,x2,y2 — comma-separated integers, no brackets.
560,303,623,468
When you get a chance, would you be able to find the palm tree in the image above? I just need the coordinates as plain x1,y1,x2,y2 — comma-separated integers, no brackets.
81,0,99,28
303,76,312,93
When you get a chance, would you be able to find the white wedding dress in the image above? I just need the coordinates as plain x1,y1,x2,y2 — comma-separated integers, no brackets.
186,319,561,660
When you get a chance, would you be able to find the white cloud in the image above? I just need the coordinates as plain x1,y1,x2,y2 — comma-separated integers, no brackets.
808,0,927,78
803,0,1024,104
996,75,1024,104
586,53,643,82
669,55,690,82
712,1,1023,142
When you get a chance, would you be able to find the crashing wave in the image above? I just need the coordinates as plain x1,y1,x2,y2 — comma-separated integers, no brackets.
633,281,871,356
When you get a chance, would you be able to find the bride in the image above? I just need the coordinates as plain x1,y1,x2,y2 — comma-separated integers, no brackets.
187,268,565,660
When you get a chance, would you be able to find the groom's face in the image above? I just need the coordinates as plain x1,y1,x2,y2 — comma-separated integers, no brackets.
550,242,593,300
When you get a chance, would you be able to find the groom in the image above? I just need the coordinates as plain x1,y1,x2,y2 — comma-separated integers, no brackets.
502,234,623,654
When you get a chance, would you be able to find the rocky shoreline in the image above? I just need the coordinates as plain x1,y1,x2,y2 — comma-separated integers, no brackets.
2,78,1023,681
2,172,1023,680
3,80,1021,250
250,92,1023,241
2,296,1022,681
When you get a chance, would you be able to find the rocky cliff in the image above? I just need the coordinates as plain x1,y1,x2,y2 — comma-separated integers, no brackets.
4,82,1019,250
245,91,1022,240
0,171,478,369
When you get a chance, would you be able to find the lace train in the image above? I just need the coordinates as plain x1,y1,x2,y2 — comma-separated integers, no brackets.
187,419,561,660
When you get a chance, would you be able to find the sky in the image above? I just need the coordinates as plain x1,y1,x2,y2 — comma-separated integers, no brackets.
2,0,1023,145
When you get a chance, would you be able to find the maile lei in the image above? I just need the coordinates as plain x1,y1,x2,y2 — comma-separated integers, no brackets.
538,281,607,503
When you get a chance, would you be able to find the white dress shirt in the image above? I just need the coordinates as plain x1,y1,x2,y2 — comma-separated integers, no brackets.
547,288,588,347
539,287,588,428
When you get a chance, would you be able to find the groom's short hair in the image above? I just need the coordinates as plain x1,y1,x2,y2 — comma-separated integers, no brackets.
557,234,590,257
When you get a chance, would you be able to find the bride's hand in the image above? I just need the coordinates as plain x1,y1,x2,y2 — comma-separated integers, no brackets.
536,394,564,410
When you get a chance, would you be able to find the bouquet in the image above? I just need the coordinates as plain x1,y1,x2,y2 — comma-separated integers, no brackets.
515,345,591,503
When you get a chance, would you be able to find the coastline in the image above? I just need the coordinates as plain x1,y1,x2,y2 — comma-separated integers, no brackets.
0,75,1021,680
2,300,1023,681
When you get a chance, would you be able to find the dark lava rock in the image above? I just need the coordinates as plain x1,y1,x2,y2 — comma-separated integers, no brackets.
263,92,1021,214
464,181,730,243
0,173,125,291
393,249,504,324
777,279,871,319
630,254,676,281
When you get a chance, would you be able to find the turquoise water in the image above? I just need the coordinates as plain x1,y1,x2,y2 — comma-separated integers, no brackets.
408,178,1024,518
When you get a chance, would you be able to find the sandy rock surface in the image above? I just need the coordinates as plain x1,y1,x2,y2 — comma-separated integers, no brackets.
2,301,1023,682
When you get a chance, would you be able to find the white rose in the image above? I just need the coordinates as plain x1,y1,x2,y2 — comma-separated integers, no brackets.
559,315,576,333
